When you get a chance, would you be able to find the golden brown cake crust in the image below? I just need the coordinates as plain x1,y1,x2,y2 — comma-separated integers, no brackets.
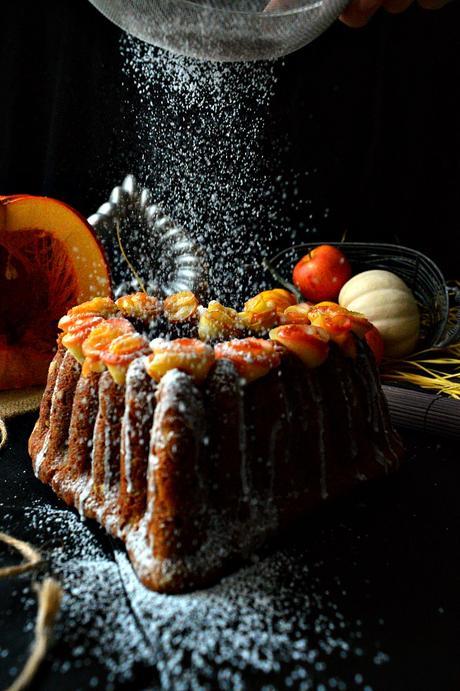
119,357,156,528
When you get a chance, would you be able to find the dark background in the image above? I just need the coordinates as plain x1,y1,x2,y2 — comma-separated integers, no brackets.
0,0,459,279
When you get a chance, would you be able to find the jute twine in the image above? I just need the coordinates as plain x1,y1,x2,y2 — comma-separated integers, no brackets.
0,532,62,691
0,387,60,688
0,532,42,578
0,419,7,451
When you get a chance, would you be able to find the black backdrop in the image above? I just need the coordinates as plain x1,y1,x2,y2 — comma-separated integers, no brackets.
0,0,459,277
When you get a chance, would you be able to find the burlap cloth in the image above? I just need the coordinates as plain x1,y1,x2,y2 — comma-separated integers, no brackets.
0,387,44,450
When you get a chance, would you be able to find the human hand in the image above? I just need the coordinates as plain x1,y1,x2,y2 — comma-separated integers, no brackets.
340,0,449,27
264,0,448,27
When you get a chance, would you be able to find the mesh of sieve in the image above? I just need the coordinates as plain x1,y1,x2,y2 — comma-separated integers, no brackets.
88,0,348,62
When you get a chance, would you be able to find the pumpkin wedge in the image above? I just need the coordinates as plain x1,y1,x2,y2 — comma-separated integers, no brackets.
0,195,111,389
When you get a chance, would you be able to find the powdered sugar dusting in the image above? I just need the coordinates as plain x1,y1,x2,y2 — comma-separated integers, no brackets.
20,503,149,685
3,499,389,688
152,369,205,453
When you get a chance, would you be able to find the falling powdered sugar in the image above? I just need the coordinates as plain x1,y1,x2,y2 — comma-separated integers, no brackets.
118,37,315,305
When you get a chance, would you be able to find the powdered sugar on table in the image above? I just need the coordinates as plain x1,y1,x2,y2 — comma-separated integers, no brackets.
2,499,389,690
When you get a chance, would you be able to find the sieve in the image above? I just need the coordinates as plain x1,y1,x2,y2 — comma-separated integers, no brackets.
87,0,349,62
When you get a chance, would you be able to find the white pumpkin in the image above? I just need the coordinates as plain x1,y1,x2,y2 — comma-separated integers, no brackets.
338,269,420,358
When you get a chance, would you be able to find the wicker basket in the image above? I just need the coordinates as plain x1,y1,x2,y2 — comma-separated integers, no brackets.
265,242,460,349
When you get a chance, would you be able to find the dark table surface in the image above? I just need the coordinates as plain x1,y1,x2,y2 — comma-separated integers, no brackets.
1,412,459,691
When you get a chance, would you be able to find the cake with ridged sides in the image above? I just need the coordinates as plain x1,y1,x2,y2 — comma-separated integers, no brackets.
29,289,403,593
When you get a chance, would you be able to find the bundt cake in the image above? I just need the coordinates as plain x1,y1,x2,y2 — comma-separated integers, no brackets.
29,290,404,593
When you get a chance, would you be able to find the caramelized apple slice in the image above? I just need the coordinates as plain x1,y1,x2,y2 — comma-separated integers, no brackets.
198,301,243,342
58,297,117,334
81,318,134,376
245,289,297,316
146,338,215,383
102,332,150,385
269,324,329,367
67,296,117,318
307,302,371,357
309,302,371,338
214,337,281,382
163,291,199,322
115,293,162,321
282,303,313,325
239,288,297,333
60,314,106,363
238,308,278,333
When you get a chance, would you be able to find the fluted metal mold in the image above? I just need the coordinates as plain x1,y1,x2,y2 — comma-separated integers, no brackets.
88,174,208,300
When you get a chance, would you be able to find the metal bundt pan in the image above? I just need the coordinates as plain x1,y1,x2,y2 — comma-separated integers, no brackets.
88,174,208,301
